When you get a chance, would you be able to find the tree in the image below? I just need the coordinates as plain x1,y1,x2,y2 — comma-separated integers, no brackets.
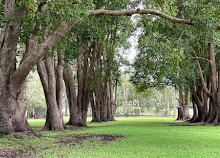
2,0,219,134
37,53,65,131
0,1,91,134
131,0,220,124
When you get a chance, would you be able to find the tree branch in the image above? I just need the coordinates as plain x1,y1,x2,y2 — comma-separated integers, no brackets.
10,20,80,87
90,9,220,30
188,56,211,64
197,61,212,97
166,87,180,102
89,9,193,25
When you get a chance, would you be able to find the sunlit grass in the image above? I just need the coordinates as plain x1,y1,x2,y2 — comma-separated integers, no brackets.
1,117,220,157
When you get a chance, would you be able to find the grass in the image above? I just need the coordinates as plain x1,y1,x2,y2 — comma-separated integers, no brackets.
1,117,220,157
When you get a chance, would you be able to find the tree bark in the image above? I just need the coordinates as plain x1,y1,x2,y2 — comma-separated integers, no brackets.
63,63,84,126
107,80,115,121
176,87,184,120
0,3,31,134
37,57,65,131
183,88,191,120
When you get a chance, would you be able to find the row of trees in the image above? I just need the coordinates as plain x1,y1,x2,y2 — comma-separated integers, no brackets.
0,0,134,134
0,0,219,134
131,0,220,124
26,73,179,118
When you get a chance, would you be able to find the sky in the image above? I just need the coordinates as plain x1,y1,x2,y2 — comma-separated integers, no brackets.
120,15,142,73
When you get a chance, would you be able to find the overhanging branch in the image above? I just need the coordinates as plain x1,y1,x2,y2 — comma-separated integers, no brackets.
89,9,193,25
10,20,80,87
90,9,220,30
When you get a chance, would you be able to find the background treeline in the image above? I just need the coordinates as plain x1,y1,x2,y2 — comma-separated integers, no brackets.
26,72,183,119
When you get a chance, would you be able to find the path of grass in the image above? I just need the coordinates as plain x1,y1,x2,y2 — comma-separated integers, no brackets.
1,118,220,158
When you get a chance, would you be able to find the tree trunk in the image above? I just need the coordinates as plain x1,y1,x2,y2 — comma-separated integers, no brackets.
167,98,170,117
189,95,198,123
183,88,191,120
63,63,84,126
37,57,65,131
113,80,118,115
107,80,115,121
176,87,184,120
0,84,32,134
0,4,31,134
173,91,176,118
190,88,205,123
100,83,108,121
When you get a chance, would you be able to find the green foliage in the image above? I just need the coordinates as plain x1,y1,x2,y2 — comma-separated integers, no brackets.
0,1,5,28
131,0,219,92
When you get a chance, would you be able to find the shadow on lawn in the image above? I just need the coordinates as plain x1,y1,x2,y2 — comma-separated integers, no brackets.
163,122,198,126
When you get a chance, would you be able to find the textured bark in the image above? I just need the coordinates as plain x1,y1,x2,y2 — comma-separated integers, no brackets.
173,91,177,118
37,57,65,131
88,41,116,122
183,89,191,120
107,80,115,121
81,51,90,124
189,95,198,123
0,3,31,134
63,64,83,126
191,88,206,123
113,80,118,115
192,43,220,125
176,88,184,120
91,43,102,122
100,83,108,121
77,56,84,123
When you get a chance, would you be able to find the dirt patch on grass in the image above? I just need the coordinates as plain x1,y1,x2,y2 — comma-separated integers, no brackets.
0,146,36,158
55,134,124,144
0,133,124,157
9,131,42,141
0,148,25,158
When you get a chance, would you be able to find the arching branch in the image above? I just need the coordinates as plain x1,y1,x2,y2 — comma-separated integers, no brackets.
89,9,193,25
188,57,211,64
90,9,220,30
10,20,80,87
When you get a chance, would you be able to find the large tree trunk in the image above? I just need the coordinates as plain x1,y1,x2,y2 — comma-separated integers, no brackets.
0,3,31,134
176,88,184,120
90,42,102,122
100,83,108,121
63,63,84,126
107,80,115,121
0,85,32,134
190,87,206,123
37,57,65,131
183,88,191,120
176,87,191,121
189,95,198,123
77,54,90,127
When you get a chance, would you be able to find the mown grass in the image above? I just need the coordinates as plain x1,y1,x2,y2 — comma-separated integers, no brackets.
1,117,220,158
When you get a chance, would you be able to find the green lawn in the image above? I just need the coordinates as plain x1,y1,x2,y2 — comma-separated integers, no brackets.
1,118,220,158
